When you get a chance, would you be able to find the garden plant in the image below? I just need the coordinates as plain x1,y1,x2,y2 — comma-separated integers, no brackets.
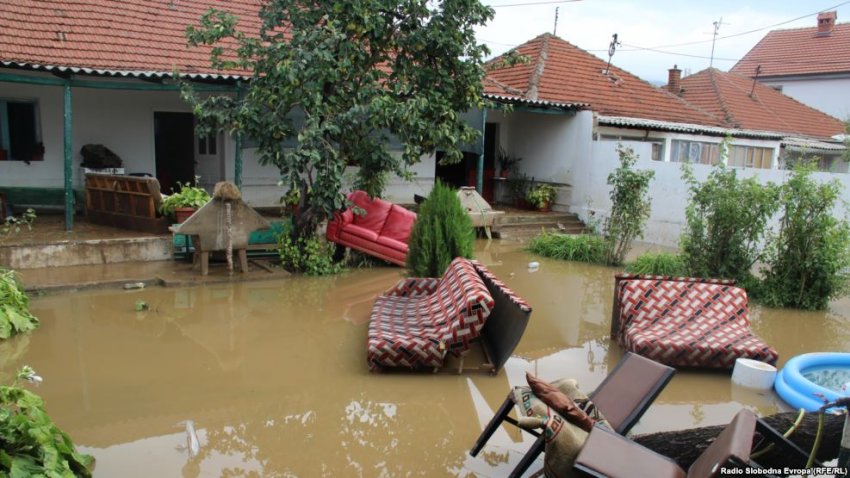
0,269,38,339
602,145,654,266
406,181,474,277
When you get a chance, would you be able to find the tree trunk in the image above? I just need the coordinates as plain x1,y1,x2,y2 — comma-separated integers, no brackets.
632,412,844,472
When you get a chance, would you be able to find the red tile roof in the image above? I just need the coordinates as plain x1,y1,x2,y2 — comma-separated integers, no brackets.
485,33,725,126
0,0,260,78
731,22,850,78
678,68,845,140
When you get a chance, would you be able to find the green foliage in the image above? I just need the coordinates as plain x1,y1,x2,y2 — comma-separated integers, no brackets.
758,167,850,310
277,233,343,276
526,184,557,209
506,172,531,205
0,367,94,477
679,164,779,283
625,252,686,276
1,209,36,236
0,269,38,340
159,180,211,217
496,146,522,174
183,1,494,239
527,233,607,264
406,181,474,277
134,300,149,312
602,145,655,266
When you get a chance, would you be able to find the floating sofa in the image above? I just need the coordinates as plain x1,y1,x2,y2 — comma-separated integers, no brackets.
611,274,778,369
326,190,416,266
367,257,532,373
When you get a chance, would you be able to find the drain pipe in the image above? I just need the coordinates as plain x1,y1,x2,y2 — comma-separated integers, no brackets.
840,412,849,477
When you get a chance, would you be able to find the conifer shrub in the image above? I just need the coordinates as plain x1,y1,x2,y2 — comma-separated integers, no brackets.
406,181,474,277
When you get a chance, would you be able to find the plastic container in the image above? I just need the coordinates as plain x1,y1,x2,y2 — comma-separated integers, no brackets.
731,358,777,390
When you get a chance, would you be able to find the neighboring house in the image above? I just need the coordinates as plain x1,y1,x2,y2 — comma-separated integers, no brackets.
675,67,847,172
731,11,850,121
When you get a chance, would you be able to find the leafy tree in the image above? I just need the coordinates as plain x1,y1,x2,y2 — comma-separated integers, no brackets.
602,145,655,266
679,164,779,284
759,166,850,310
183,1,494,240
406,181,474,277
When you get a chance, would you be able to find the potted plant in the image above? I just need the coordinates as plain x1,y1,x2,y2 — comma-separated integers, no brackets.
506,172,531,208
496,146,522,178
160,180,211,223
526,183,557,212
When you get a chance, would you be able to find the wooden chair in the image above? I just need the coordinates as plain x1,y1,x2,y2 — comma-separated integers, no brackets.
469,352,675,477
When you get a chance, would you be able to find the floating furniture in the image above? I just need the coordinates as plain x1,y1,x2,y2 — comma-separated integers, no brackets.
573,408,820,477
775,352,850,412
456,187,504,239
611,274,778,369
326,190,416,266
173,182,270,275
470,352,675,478
84,173,170,233
367,257,531,373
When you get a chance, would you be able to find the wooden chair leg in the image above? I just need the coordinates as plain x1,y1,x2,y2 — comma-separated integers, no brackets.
200,251,209,276
508,435,545,478
470,392,516,457
238,249,248,273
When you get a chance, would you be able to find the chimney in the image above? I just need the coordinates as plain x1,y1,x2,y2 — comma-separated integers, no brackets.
667,64,682,94
817,11,836,35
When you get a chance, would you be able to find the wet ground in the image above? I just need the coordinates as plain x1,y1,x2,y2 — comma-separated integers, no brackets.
2,239,849,477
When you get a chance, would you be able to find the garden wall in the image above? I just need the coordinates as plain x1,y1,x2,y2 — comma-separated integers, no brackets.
570,139,850,247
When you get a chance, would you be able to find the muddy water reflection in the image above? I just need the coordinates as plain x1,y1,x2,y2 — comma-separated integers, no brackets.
3,239,850,477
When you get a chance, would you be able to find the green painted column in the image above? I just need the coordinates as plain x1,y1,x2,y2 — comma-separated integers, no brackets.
477,108,487,194
63,83,74,231
234,83,244,189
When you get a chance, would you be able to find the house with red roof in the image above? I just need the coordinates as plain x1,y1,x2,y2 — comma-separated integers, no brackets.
731,11,850,121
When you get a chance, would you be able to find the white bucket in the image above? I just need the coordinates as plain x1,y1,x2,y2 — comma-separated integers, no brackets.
732,358,777,390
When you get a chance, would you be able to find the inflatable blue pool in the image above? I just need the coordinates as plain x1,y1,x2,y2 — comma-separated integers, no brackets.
774,352,850,412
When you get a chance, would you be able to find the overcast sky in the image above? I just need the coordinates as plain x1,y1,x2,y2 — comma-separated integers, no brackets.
476,0,850,84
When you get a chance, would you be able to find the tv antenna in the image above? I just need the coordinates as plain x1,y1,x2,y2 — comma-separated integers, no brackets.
553,7,559,35
604,33,620,75
709,17,728,68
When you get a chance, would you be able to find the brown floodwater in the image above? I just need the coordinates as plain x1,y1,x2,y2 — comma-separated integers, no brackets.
2,239,849,477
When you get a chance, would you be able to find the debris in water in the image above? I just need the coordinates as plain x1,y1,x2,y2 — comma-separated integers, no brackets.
185,420,200,457
135,300,149,312
123,282,145,290
528,261,540,272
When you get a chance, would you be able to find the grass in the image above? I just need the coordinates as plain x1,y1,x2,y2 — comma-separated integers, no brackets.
527,233,607,264
625,252,686,276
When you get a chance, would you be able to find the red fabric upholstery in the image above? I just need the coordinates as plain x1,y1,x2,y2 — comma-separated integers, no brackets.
367,257,496,371
326,191,416,266
614,274,778,369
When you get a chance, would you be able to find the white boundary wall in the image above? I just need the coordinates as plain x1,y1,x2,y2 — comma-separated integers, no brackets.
571,139,850,247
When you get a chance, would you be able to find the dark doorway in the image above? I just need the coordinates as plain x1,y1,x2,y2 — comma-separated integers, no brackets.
434,122,499,201
154,112,195,194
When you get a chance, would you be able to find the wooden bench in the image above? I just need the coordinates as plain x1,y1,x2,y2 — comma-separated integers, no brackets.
85,174,170,234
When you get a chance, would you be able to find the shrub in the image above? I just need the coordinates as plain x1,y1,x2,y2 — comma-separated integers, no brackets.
159,180,211,217
679,164,779,284
0,269,38,339
277,233,343,276
758,167,850,310
1,209,36,236
406,181,474,277
602,146,655,266
1,366,94,477
625,252,686,276
527,233,607,264
526,184,557,209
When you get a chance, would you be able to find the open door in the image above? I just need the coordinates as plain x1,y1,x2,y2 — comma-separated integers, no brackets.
154,112,195,194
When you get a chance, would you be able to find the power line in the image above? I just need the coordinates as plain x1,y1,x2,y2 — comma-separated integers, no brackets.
485,0,582,8
620,43,738,61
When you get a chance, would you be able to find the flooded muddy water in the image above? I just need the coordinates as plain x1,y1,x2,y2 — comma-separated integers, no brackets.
3,240,850,477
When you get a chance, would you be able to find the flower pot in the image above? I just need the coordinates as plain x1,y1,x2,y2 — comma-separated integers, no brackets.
499,170,510,178
174,207,196,224
536,201,552,213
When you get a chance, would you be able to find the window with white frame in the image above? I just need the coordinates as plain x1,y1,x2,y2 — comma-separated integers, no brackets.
0,99,42,162
670,139,721,165
197,134,217,155
728,145,773,169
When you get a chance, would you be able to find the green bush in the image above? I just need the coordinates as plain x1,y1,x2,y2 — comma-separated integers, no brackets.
758,167,850,310
0,269,38,340
625,252,686,276
406,181,474,277
277,233,343,276
1,366,94,477
602,146,655,266
527,233,607,264
679,164,779,284
159,180,211,217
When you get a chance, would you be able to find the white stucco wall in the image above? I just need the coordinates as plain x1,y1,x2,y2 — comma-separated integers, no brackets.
761,76,850,121
573,139,850,247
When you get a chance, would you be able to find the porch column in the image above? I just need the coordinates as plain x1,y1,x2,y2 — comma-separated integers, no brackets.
63,82,74,231
234,83,244,189
477,108,487,194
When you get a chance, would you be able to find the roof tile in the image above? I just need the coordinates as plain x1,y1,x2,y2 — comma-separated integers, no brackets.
731,22,850,77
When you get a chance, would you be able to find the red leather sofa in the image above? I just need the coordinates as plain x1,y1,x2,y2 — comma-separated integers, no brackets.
326,190,416,266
